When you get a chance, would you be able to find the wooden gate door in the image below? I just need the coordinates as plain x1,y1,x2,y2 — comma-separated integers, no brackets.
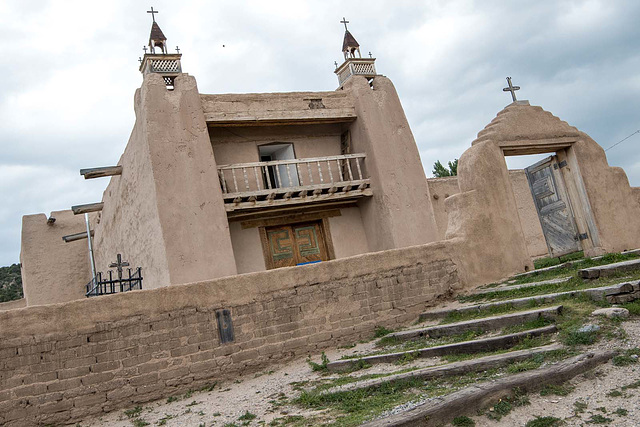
525,156,582,257
264,221,329,269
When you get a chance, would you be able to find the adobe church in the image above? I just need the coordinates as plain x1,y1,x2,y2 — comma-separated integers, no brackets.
14,14,640,308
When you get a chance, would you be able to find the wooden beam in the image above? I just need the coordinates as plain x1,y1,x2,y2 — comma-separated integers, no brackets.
225,188,372,212
71,202,104,215
80,166,123,179
62,230,95,243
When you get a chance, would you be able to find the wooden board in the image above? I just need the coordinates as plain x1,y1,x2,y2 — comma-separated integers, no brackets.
261,220,330,269
525,156,581,257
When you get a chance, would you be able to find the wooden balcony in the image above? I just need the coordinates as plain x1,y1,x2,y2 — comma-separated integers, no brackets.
218,154,372,213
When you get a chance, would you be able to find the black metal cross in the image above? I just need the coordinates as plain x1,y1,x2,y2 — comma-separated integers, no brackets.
503,76,520,102
143,46,148,54
147,7,159,23
109,254,130,280
334,61,338,67
340,17,349,31
176,46,180,54
368,52,373,58
138,57,143,64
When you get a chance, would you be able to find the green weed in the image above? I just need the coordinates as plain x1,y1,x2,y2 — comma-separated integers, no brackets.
238,411,257,421
307,352,330,372
540,384,574,396
614,407,628,416
606,390,623,397
373,326,394,338
586,414,612,424
131,419,149,427
452,415,475,426
124,406,143,419
573,400,587,415
525,416,564,427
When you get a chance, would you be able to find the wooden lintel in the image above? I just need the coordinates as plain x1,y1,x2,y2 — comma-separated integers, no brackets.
80,166,123,179
62,230,95,243
225,189,372,213
71,202,104,215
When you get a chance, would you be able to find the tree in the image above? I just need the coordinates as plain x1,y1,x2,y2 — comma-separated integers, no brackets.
432,159,458,177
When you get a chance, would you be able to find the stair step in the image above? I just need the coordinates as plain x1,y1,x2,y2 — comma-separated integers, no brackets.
419,281,637,321
473,276,572,295
387,306,562,342
579,258,640,279
327,325,557,372
322,343,563,395
361,350,616,426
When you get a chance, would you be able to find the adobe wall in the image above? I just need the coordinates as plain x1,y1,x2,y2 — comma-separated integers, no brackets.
94,73,238,288
427,173,547,259
20,210,92,306
0,242,458,426
344,76,439,251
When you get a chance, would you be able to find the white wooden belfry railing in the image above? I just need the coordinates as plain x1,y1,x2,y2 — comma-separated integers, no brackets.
217,153,371,207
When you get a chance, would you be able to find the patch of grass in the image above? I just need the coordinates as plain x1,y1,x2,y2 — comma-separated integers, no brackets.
441,303,523,324
308,352,330,372
534,251,584,270
622,379,640,390
200,381,218,392
525,416,564,427
269,415,306,426
186,400,200,407
124,406,143,419
166,396,179,403
502,315,554,334
157,414,175,426
452,415,475,426
612,348,640,366
373,325,394,338
395,351,419,365
613,407,628,416
486,389,530,421
132,419,149,427
622,300,640,316
540,383,574,396
507,359,542,373
573,400,588,415
586,414,612,424
562,328,598,346
606,389,623,397
238,411,257,421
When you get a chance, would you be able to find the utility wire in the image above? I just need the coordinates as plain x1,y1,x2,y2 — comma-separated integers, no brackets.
604,129,640,152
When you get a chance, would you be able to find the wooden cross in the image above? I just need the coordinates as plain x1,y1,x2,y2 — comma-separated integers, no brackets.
176,46,180,54
143,46,148,54
340,17,349,31
503,77,520,102
109,254,130,280
147,7,159,23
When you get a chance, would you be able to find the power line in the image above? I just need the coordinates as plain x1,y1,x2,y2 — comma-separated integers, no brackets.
605,129,640,152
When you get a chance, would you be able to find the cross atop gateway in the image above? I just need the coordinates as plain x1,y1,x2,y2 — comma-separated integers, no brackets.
147,7,159,23
340,17,349,31
503,77,521,102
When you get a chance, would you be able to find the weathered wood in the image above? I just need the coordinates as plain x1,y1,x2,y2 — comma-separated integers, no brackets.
71,202,104,215
362,350,615,427
579,258,640,279
419,281,638,321
327,325,558,372
62,230,95,243
389,306,562,341
324,344,563,396
225,188,373,212
80,166,123,179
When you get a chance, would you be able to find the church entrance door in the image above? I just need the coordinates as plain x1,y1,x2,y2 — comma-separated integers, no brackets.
525,155,582,257
263,221,329,269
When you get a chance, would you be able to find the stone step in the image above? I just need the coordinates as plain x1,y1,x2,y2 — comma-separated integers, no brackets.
326,325,557,372
418,281,637,321
361,350,616,427
579,258,640,279
322,343,564,396
473,276,572,295
387,306,562,342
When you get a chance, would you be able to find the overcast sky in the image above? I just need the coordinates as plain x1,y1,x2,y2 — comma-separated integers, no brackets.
0,0,639,266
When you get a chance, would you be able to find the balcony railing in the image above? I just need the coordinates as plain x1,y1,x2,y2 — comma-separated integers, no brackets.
217,153,372,211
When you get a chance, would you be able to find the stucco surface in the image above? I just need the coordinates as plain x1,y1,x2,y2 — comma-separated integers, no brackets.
20,210,92,305
345,76,438,251
508,170,548,258
426,177,460,241
229,222,266,274
328,206,370,258
0,298,26,311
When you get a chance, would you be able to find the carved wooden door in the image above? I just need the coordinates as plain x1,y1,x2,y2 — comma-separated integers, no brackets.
264,221,328,269
525,156,582,257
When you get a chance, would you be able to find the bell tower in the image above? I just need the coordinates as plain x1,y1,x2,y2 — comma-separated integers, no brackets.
139,7,182,88
334,17,378,87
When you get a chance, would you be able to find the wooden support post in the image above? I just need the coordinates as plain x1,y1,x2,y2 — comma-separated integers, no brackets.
71,202,104,215
80,166,123,179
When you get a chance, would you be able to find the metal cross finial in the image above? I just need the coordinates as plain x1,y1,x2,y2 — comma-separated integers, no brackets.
340,17,349,31
368,52,372,58
503,76,521,102
334,61,338,67
138,57,143,64
147,7,159,23
176,46,180,54
109,254,130,281
143,46,148,54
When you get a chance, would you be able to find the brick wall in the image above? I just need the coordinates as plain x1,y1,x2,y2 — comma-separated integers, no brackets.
0,242,459,425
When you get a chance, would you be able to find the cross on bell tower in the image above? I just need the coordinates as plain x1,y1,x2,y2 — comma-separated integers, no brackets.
334,17,378,87
139,7,183,88
503,77,521,102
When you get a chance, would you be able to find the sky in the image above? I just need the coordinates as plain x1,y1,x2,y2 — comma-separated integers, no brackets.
0,0,639,266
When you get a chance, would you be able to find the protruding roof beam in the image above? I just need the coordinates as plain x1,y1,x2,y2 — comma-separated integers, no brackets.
80,166,123,179
62,230,95,243
71,202,104,215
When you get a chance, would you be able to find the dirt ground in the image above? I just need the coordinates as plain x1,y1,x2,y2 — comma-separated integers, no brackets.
82,319,640,427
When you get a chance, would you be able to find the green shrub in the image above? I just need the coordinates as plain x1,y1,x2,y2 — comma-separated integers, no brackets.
525,416,564,427
307,352,330,372
452,415,475,426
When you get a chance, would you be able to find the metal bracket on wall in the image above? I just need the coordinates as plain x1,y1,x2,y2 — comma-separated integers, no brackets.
578,233,589,241
216,309,235,344
553,160,568,169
